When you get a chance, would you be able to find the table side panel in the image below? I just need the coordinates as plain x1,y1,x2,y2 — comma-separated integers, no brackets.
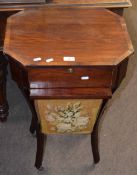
9,57,29,88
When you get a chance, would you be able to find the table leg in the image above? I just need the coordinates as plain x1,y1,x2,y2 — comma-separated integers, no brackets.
0,52,9,122
19,88,38,134
29,100,38,134
35,123,46,170
8,57,38,133
91,99,108,163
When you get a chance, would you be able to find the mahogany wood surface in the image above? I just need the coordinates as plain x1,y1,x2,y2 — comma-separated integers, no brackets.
4,7,134,101
4,7,133,66
0,0,131,50
0,0,132,49
28,66,113,89
30,87,112,99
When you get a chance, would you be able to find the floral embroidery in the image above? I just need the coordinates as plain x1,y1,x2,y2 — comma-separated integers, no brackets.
45,102,90,133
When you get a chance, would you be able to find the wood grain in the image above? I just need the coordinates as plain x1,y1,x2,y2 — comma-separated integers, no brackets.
4,7,134,66
47,0,132,7
28,66,113,89
30,87,112,99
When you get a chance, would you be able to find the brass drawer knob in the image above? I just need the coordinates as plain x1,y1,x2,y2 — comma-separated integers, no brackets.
67,68,74,73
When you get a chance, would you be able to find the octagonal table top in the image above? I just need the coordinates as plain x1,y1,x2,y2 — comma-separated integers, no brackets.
4,6,134,66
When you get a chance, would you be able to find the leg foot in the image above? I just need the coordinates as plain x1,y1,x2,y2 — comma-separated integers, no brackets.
91,132,100,164
35,124,46,169
91,99,108,164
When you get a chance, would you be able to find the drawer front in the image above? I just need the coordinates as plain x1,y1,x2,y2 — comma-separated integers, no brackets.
30,88,112,99
28,67,113,89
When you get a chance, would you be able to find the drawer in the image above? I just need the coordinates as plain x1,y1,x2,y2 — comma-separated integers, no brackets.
28,67,113,89
30,88,112,99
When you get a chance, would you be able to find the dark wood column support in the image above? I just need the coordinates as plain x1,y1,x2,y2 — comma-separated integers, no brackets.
0,52,9,122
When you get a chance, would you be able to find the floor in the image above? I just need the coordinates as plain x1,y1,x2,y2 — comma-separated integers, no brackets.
0,1,137,175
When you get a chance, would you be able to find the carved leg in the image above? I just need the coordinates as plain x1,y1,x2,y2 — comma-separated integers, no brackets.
0,52,9,122
91,99,108,164
35,123,46,170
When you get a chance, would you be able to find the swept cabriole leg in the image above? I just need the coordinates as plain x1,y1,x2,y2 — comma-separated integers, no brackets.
35,123,46,170
19,88,38,134
91,99,108,164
